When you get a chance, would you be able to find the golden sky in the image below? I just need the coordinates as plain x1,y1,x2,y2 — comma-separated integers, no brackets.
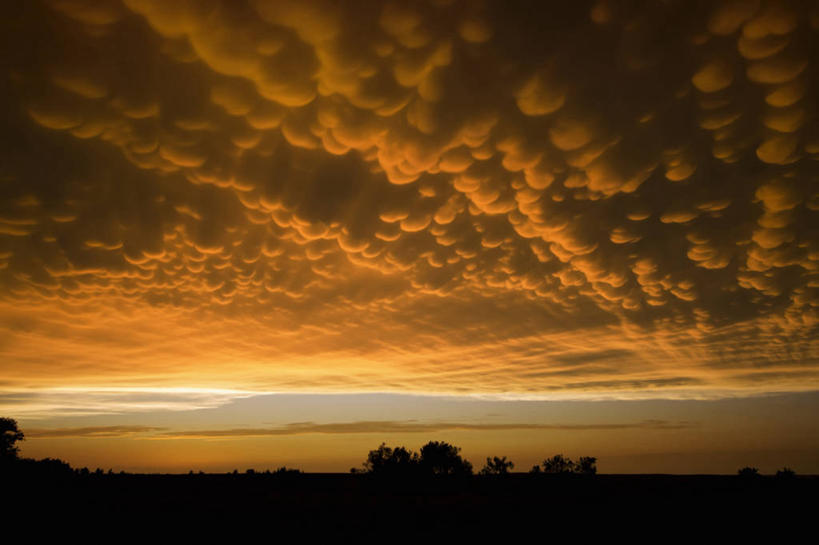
1,0,818,472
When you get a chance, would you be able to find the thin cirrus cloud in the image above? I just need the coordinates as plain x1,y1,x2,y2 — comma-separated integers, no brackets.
0,0,817,415
26,425,168,438
24,419,695,439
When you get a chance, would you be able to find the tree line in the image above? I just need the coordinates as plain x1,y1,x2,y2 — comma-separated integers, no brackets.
352,441,598,477
1,418,803,478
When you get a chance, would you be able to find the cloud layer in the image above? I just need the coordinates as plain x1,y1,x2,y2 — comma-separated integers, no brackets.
24,419,694,439
1,0,818,411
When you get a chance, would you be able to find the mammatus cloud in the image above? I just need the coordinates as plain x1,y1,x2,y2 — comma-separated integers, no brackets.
23,419,695,439
0,0,818,413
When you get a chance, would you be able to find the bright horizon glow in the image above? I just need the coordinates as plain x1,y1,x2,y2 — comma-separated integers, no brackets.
15,392,819,474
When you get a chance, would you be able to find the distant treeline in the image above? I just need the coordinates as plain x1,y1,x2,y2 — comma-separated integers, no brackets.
0,417,801,479
351,441,596,477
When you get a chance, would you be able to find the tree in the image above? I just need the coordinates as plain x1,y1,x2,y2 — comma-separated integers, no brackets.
541,454,575,474
480,456,514,476
775,467,796,479
272,466,301,476
359,441,475,478
362,443,419,476
1,417,24,462
577,456,597,475
737,466,760,478
538,454,598,475
418,441,473,476
31,457,73,478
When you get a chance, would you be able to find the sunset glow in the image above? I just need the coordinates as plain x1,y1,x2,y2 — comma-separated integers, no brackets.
1,0,818,473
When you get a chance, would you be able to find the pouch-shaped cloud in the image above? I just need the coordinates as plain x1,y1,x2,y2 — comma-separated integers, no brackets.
0,0,817,414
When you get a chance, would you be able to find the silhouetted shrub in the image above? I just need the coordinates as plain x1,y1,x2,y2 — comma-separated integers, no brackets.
577,456,597,475
738,466,760,478
361,441,473,478
272,466,301,476
31,457,73,478
539,454,597,475
775,467,796,479
480,456,514,476
542,454,576,474
529,465,542,474
419,441,473,477
1,417,25,462
363,443,419,477
4,456,74,482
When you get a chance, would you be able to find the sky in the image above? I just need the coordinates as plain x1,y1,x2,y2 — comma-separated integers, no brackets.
1,0,818,473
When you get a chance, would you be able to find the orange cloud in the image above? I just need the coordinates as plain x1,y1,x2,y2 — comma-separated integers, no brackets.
0,0,817,417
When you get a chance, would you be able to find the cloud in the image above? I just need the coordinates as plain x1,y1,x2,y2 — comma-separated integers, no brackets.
147,419,697,439
19,418,695,439
0,388,259,417
26,425,167,438
0,0,817,414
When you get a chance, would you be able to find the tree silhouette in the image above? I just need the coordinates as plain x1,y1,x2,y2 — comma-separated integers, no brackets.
737,466,760,478
362,443,419,476
480,456,514,476
577,456,597,475
1,417,24,462
272,466,302,476
538,454,597,475
361,441,476,477
775,467,796,479
541,454,575,474
418,441,473,476
29,457,73,478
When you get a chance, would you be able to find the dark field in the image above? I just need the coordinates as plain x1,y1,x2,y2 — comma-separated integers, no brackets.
6,470,817,537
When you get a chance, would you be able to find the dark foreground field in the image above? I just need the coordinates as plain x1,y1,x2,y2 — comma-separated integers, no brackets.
6,470,817,537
